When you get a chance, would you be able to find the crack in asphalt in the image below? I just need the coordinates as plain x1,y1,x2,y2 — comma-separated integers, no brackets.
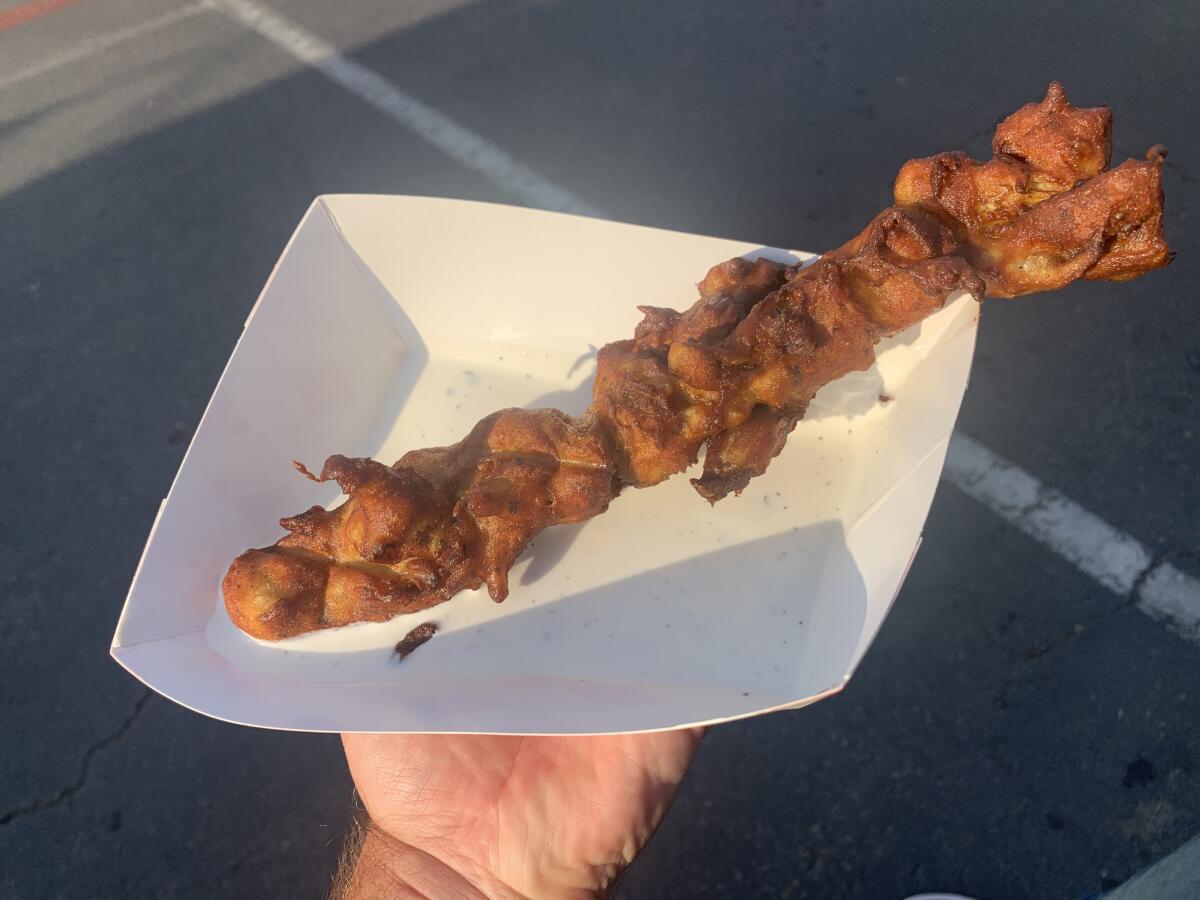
0,688,153,826
1018,598,1130,661
943,574,1131,712
1129,550,1170,600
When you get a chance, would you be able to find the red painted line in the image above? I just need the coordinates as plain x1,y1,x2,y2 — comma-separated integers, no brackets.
0,0,81,33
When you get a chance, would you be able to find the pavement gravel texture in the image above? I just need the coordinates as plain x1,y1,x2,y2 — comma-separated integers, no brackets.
2,1,1198,897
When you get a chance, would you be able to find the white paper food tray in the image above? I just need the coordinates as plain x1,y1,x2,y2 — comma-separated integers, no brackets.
111,196,978,734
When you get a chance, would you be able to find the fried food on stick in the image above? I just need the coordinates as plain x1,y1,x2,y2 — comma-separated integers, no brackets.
224,409,616,639
223,83,1171,640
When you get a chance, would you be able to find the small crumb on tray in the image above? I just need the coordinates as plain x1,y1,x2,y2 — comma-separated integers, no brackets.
394,622,438,660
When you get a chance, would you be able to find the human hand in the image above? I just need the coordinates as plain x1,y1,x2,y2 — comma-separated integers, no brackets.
339,729,703,899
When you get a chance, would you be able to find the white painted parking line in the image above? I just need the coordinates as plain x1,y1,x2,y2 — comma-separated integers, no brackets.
943,433,1154,594
206,0,601,216
1139,562,1200,643
946,434,1200,643
0,3,207,94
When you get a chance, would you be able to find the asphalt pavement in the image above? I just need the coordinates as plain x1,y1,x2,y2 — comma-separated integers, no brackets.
2,1,1198,897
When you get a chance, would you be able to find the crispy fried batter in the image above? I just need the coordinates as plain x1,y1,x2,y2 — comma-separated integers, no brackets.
223,409,615,637
223,83,1171,640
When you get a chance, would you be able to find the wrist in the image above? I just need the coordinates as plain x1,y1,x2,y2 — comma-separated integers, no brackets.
338,823,525,900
